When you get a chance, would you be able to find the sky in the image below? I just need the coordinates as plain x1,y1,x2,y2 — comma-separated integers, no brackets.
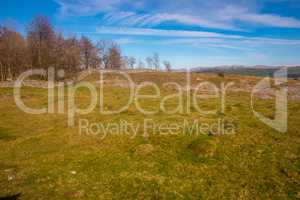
1,0,300,68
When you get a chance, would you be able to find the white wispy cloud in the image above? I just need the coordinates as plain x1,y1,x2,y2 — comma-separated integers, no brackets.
95,26,243,39
94,27,300,49
102,12,239,30
54,0,123,17
240,13,300,28
159,38,253,50
218,5,300,28
55,0,300,30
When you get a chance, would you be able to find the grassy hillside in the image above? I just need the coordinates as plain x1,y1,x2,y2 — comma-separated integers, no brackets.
0,72,300,199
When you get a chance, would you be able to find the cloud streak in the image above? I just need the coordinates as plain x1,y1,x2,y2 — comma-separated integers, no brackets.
54,0,122,16
102,12,239,30
240,13,300,28
56,0,300,30
93,26,300,52
218,5,300,28
96,26,243,39
96,27,300,43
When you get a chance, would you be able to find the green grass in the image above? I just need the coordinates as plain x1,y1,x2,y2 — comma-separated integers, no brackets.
0,72,299,199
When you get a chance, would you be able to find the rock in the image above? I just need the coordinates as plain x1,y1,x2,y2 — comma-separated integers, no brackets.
8,175,14,181
70,171,77,175
135,144,155,156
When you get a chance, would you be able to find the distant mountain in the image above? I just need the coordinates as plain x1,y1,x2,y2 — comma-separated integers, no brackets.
190,65,300,78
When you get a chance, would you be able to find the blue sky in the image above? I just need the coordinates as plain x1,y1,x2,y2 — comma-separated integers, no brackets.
1,0,300,68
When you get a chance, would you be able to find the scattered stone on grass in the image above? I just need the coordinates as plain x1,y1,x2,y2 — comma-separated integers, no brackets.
70,171,77,175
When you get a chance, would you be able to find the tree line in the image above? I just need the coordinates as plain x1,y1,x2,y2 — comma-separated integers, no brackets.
123,53,171,71
0,16,172,81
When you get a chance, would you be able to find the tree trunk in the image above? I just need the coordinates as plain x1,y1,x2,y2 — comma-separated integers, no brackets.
0,62,3,81
8,66,12,81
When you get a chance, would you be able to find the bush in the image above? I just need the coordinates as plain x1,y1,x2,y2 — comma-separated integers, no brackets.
218,73,225,78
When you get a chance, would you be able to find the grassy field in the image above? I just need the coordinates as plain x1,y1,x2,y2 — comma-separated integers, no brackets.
0,72,300,199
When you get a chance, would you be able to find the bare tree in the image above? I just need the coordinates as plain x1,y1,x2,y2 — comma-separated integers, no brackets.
107,45,122,69
122,56,129,69
153,53,160,70
96,40,115,69
128,57,136,69
27,16,56,70
146,57,153,69
163,61,172,72
0,26,27,79
138,60,145,69
80,36,101,70
63,37,82,72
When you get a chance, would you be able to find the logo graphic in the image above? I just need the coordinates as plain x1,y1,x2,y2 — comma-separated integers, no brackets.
251,68,288,133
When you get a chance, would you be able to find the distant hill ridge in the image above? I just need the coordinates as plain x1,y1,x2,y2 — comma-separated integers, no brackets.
190,65,300,78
